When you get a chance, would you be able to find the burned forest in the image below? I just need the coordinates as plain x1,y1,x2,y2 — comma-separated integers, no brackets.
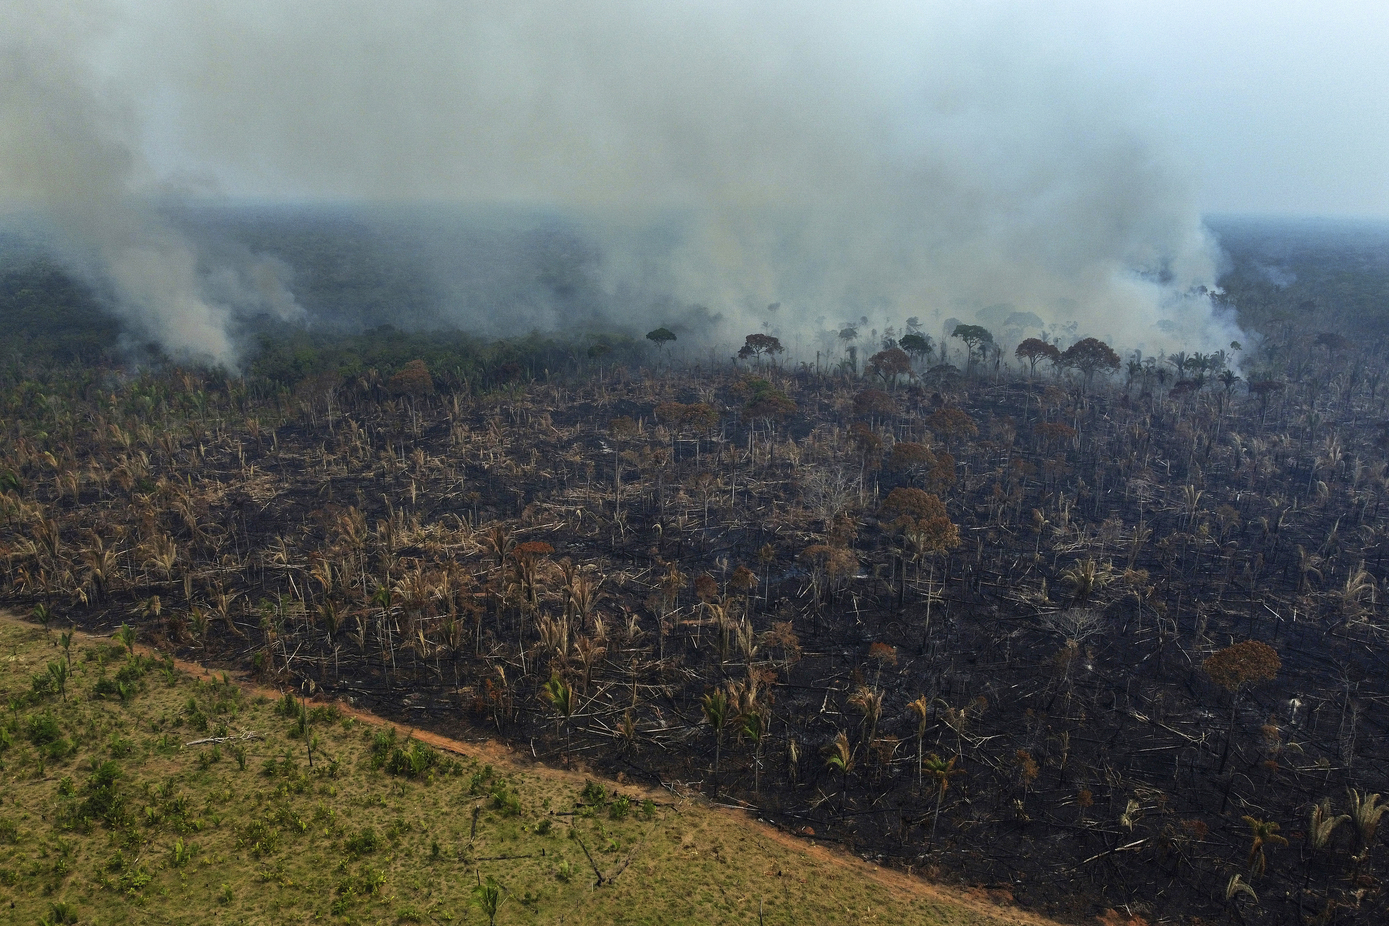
4,237,1389,925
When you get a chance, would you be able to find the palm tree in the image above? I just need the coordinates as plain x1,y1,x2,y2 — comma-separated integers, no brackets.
59,629,74,671
1242,816,1288,877
47,660,68,702
848,686,883,758
822,731,854,814
1308,800,1348,852
907,696,931,791
1225,873,1258,909
922,753,961,849
1348,790,1387,861
471,874,505,926
115,623,137,659
540,674,575,763
700,688,732,796
739,709,765,798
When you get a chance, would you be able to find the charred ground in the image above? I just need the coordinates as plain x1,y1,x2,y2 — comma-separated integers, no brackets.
3,222,1389,925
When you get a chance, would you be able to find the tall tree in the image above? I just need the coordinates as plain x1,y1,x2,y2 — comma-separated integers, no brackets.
867,347,912,389
737,333,784,368
899,332,933,367
1204,640,1281,773
950,324,994,370
700,687,732,796
1060,337,1121,390
1015,338,1060,379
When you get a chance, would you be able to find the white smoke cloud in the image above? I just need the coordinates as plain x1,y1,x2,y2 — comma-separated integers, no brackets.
0,1,301,368
1,0,1242,365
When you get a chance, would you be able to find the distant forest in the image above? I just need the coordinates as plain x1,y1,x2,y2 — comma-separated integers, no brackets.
3,216,1388,377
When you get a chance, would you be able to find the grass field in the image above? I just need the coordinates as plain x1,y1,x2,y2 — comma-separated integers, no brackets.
0,616,1052,926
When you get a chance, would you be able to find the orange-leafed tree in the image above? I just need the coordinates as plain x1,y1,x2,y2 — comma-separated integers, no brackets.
1060,337,1121,390
1204,640,1281,773
868,347,912,389
388,359,434,399
880,487,959,633
1015,338,1060,379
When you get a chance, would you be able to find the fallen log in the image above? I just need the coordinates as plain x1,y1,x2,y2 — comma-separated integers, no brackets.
184,731,263,747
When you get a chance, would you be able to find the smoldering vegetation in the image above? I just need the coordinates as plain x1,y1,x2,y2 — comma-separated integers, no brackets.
2,216,1389,924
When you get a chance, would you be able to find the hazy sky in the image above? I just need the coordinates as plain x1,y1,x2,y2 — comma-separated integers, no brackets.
1083,1,1389,220
91,0,1385,221
2,0,1382,218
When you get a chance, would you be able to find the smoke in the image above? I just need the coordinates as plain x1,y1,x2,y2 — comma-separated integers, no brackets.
0,2,302,368
1,0,1242,366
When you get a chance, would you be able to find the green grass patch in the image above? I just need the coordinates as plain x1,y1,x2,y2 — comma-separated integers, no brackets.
0,618,1041,925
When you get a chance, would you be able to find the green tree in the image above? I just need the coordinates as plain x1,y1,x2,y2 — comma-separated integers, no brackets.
950,324,994,370
645,327,676,349
32,602,52,634
823,730,855,813
540,674,575,762
116,623,137,659
737,333,784,368
472,874,505,926
646,327,677,365
899,332,933,366
47,661,68,702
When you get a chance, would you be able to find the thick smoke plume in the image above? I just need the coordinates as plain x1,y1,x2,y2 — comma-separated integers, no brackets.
1,1,1242,366
0,3,302,367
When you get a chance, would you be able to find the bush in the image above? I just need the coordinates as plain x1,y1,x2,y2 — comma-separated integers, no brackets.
30,671,56,699
26,713,63,746
27,713,74,762
467,765,495,795
74,761,126,829
491,786,522,817
344,826,380,858
40,901,79,926
239,819,280,857
372,728,441,780
580,780,607,807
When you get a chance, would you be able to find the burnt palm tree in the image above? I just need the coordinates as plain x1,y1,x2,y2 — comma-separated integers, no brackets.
848,686,883,758
700,688,732,796
1242,816,1287,878
922,753,961,849
823,730,854,814
907,695,932,791
1348,790,1387,862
